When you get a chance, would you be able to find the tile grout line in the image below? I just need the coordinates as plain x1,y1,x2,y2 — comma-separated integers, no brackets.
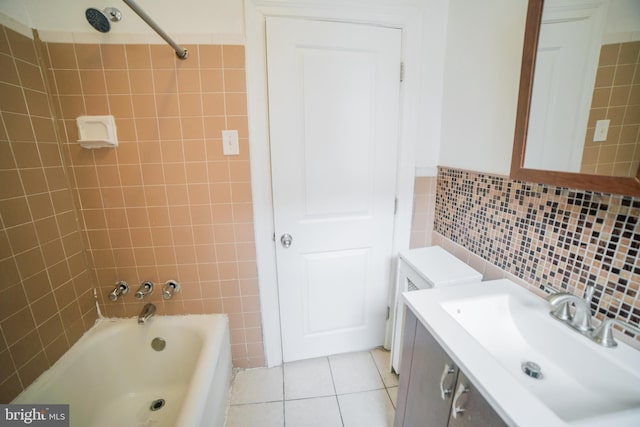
370,348,399,409
326,355,346,427
281,362,286,426
368,349,395,409
227,351,397,427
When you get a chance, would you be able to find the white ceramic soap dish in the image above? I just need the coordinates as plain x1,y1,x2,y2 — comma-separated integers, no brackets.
76,115,118,149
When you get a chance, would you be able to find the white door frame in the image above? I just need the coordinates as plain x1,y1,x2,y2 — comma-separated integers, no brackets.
245,0,424,367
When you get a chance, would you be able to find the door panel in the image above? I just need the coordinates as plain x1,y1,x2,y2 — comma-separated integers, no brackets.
302,50,375,217
266,17,401,361
304,249,369,333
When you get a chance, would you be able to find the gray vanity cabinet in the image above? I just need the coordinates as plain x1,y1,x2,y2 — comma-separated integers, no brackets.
446,370,507,427
394,309,506,427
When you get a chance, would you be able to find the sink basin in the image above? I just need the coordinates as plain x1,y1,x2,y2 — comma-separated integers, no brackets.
402,279,640,427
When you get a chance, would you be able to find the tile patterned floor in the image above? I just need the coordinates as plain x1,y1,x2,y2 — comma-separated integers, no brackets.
225,348,398,427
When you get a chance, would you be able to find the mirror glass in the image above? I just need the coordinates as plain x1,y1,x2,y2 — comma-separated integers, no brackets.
523,0,640,177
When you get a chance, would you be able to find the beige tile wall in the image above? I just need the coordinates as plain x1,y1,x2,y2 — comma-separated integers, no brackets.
409,176,437,248
0,25,98,402
42,41,263,369
581,41,640,176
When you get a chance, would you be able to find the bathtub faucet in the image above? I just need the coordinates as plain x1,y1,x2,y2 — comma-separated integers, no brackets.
138,303,156,324
109,281,129,301
135,281,154,299
162,280,180,300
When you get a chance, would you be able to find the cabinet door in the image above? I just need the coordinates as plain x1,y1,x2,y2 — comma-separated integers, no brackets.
396,310,459,427
447,371,507,427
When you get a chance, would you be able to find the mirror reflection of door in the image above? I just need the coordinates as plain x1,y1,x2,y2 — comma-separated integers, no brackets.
524,0,607,173
524,0,640,177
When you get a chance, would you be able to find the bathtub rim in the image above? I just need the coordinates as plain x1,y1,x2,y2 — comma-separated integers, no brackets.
13,313,231,427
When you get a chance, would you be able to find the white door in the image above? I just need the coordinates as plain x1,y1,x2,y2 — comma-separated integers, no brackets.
524,1,607,172
266,17,402,362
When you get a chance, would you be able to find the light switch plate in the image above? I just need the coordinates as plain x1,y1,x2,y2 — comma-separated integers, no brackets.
222,130,239,155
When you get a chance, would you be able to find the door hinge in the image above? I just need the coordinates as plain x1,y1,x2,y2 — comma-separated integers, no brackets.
386,306,391,320
400,62,404,82
394,197,398,215
272,232,276,242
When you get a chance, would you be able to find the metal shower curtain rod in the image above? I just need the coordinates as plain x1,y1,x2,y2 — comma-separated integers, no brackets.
122,0,188,59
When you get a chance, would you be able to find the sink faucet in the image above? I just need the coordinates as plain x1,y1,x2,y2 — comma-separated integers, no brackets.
547,292,593,333
138,303,156,324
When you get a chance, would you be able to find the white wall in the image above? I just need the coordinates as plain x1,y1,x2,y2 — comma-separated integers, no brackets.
0,0,245,43
438,0,528,176
415,0,449,175
603,0,640,43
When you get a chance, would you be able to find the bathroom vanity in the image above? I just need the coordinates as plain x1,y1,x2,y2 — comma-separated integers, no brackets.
393,280,640,427
394,309,506,427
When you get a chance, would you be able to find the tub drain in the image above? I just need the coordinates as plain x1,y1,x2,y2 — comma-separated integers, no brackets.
521,361,543,379
150,399,165,411
151,337,166,351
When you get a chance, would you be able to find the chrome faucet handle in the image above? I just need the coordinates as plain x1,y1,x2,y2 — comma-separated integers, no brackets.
550,300,572,321
162,280,180,300
544,285,573,320
547,293,592,332
546,289,572,321
583,283,595,302
590,318,640,348
135,281,154,299
109,281,129,301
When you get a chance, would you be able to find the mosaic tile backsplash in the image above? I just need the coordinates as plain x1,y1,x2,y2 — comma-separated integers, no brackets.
435,167,640,338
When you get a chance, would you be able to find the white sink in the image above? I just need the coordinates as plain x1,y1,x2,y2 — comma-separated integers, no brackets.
402,279,640,427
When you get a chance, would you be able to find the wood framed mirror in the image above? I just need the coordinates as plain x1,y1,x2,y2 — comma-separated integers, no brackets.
510,0,640,196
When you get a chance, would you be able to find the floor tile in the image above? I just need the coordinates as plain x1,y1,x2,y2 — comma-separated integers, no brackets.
230,366,283,404
386,386,398,408
226,402,284,427
370,348,399,387
338,389,395,427
284,396,343,427
284,357,335,400
329,351,384,395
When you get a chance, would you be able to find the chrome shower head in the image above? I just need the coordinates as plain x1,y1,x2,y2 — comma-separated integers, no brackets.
85,7,122,33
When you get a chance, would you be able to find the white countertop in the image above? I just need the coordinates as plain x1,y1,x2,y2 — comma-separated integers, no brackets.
402,279,640,427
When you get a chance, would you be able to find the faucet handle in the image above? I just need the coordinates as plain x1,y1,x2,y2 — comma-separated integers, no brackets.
162,280,180,299
583,283,595,303
109,281,129,301
590,318,640,348
546,290,573,321
135,281,154,299
550,301,572,321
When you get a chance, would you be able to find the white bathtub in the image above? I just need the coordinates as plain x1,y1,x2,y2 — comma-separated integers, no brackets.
13,314,232,427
